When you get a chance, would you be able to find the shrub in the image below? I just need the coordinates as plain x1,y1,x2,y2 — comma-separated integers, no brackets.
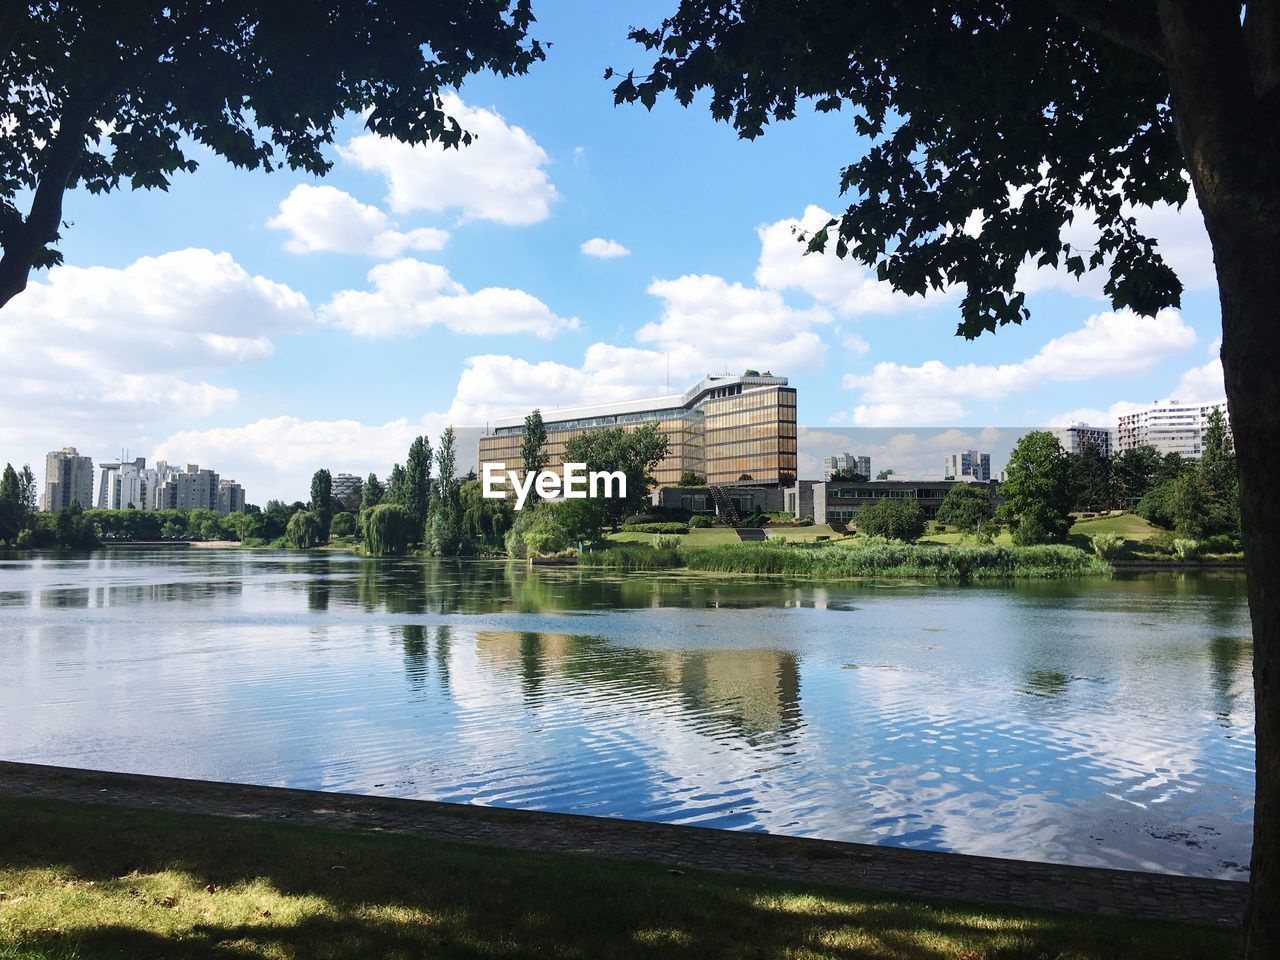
622,513,663,526
652,534,682,551
1199,534,1242,555
688,514,713,528
1172,538,1200,560
855,498,926,542
975,521,1001,545
1091,532,1125,561
621,522,689,534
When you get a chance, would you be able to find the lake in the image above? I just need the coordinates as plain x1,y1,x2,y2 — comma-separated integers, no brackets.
0,548,1255,879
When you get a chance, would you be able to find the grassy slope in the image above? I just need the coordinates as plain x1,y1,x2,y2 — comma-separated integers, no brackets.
0,796,1234,960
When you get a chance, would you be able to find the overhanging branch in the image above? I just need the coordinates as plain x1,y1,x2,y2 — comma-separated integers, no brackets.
1048,0,1167,64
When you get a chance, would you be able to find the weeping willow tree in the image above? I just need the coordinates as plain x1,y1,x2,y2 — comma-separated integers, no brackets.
363,503,414,557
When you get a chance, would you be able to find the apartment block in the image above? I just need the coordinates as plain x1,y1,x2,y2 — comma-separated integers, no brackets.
217,478,246,514
1116,400,1231,458
1054,423,1114,458
823,452,871,480
41,447,94,512
943,450,991,482
97,458,148,510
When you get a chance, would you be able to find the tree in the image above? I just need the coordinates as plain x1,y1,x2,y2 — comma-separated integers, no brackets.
0,2,544,310
329,511,356,538
459,478,514,545
829,467,868,482
855,497,925,542
520,408,549,501
677,470,707,486
875,469,895,481
427,426,466,556
563,424,669,535
0,463,22,543
363,503,414,557
363,473,385,511
385,463,410,509
999,432,1073,545
1113,445,1162,505
404,436,434,531
309,468,332,542
935,483,993,532
615,11,1280,940
285,510,321,550
1068,444,1114,512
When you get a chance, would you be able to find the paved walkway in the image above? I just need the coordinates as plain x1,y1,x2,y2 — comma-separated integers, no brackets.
0,761,1246,927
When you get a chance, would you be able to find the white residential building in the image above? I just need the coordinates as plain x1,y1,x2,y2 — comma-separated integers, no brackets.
1054,423,1114,458
823,453,871,480
41,447,94,512
1116,399,1231,458
943,450,991,482
97,457,148,509
332,472,362,508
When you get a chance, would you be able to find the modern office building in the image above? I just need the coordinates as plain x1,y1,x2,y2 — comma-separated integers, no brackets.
332,472,362,508
788,478,999,526
943,450,991,482
41,447,94,512
823,452,871,480
1116,399,1231,458
97,458,148,510
1054,423,1114,457
478,373,798,490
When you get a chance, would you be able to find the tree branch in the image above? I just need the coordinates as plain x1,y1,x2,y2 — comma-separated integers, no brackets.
1047,0,1167,64
0,102,93,310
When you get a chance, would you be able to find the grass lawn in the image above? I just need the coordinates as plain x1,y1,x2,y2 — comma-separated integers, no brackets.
0,796,1236,960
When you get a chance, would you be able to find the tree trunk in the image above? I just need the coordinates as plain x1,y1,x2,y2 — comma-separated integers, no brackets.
1154,2,1280,955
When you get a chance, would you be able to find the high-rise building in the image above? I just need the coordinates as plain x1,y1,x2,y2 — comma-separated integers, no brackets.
479,373,798,489
157,464,220,511
97,457,148,509
217,478,246,514
332,472,362,508
1116,399,1231,458
823,452,871,480
943,450,991,482
41,447,94,511
1054,423,1114,458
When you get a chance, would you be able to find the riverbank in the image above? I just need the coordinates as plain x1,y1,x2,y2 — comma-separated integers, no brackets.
0,764,1243,959
582,541,1112,579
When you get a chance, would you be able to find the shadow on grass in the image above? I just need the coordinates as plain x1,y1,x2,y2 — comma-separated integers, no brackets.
0,796,1237,960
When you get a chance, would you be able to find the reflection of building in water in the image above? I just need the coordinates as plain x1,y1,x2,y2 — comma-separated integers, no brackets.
472,631,802,743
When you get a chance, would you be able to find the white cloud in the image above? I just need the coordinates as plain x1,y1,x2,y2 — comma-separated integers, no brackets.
319,259,578,339
842,332,871,356
0,249,312,485
638,274,829,374
1173,338,1226,402
1046,401,1150,429
338,93,558,225
843,308,1196,425
267,184,448,257
755,205,954,316
580,237,631,259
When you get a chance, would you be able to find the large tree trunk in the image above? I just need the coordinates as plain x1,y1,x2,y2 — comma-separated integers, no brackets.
1156,2,1280,955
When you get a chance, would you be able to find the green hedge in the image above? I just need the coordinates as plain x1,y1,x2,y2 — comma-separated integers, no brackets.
620,522,690,534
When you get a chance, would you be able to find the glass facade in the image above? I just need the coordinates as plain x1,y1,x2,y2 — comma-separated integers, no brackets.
478,375,797,491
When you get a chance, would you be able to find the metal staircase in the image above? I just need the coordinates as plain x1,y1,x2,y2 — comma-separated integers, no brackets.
708,485,741,526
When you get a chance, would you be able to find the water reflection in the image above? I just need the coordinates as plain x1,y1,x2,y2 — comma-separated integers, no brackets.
0,548,1256,879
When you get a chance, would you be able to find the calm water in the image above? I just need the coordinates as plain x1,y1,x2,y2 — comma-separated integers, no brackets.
0,549,1255,878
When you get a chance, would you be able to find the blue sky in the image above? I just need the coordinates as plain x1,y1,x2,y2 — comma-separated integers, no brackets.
1,0,1227,502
